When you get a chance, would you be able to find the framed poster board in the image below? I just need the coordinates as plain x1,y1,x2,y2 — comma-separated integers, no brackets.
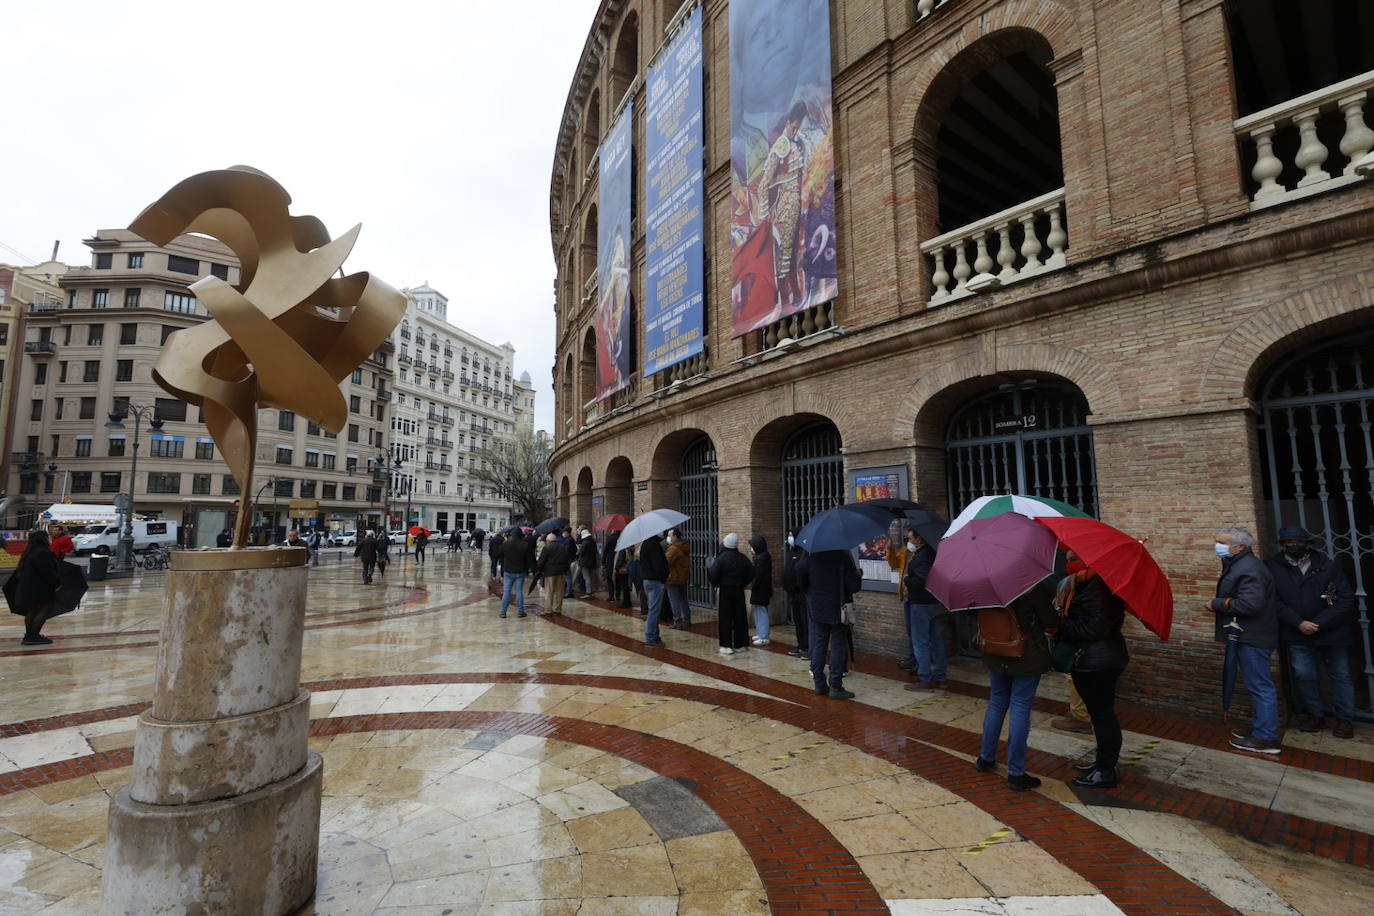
846,464,909,593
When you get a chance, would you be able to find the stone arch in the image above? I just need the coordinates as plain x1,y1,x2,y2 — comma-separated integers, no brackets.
579,327,598,426
560,354,575,441
604,455,635,516
581,89,601,177
609,8,641,105
558,475,571,520
651,427,712,482
748,412,843,467
580,204,598,294
893,340,1126,447
1201,268,1374,404
574,465,595,528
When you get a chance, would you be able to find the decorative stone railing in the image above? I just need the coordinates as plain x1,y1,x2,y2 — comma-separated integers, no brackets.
915,0,954,19
1235,70,1374,209
650,349,710,392
756,300,836,352
582,272,597,303
919,188,1067,306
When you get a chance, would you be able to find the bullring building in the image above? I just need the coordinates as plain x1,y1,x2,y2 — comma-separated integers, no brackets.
548,0,1374,718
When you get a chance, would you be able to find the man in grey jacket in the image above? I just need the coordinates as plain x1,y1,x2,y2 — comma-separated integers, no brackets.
1210,526,1281,754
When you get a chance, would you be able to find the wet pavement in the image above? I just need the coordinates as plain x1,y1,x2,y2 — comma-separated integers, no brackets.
1,549,1371,914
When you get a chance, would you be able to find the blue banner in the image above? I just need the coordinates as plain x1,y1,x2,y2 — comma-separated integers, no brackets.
595,102,634,402
644,6,705,377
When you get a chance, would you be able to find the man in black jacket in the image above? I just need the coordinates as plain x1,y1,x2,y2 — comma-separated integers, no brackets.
577,532,601,598
797,549,862,700
902,532,946,692
781,532,808,658
639,533,670,647
488,533,504,579
748,536,774,646
1210,526,1281,754
499,534,531,618
1267,525,1357,739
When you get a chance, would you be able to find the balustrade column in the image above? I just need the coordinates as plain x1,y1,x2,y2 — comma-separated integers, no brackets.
1293,108,1332,187
1338,92,1374,175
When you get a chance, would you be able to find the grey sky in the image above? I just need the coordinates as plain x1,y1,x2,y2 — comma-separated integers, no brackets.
0,0,600,435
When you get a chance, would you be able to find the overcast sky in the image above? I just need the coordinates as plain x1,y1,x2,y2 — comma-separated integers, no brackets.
0,0,602,434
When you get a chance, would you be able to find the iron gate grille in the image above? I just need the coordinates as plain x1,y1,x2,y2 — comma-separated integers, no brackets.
680,436,719,607
782,422,845,541
946,383,1098,517
1260,333,1374,721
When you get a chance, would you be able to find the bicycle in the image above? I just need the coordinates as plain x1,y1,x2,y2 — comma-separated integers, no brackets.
133,546,172,571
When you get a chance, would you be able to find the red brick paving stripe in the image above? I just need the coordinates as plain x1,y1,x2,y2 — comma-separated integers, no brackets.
314,710,889,912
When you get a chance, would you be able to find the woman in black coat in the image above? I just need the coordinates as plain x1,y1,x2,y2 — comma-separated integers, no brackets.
11,530,63,646
708,533,753,655
1056,548,1129,788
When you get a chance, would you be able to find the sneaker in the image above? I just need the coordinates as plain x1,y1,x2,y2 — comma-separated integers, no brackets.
814,683,828,696
1230,728,1251,740
1073,761,1098,773
787,647,805,657
718,647,734,656
1072,768,1118,789
1007,773,1042,791
645,638,665,648
1229,734,1282,755
1052,716,1093,734
904,680,935,692
751,637,770,646
827,686,856,700
734,645,748,652
1298,715,1324,733
974,756,995,773
1333,720,1355,739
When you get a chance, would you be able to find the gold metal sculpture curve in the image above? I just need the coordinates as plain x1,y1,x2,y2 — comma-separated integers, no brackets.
130,166,405,548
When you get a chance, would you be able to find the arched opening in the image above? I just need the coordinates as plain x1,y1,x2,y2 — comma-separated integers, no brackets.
611,12,640,106
581,205,598,300
944,378,1097,518
560,355,575,440
581,89,601,178
915,31,1067,302
579,328,597,423
1258,329,1374,720
575,466,595,529
558,475,571,520
604,456,634,516
1229,0,1374,201
679,436,719,607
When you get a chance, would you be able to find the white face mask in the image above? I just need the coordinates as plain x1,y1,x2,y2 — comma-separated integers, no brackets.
786,535,795,547
1214,542,1232,559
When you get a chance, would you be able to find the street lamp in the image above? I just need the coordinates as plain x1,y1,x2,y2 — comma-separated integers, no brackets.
104,404,164,572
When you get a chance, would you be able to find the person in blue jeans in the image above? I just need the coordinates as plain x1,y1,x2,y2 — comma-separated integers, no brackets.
1210,526,1282,754
639,533,670,647
901,532,946,692
748,535,774,646
1266,525,1357,739
499,531,532,619
796,549,862,700
974,581,1059,790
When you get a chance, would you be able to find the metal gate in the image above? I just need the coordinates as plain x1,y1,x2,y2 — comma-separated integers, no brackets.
680,436,719,607
946,382,1098,517
1260,332,1374,721
781,421,844,540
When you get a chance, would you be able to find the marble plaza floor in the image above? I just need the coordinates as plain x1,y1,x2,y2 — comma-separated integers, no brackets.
1,550,1372,914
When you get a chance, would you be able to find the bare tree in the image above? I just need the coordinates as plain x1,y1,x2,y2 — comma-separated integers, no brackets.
469,430,555,524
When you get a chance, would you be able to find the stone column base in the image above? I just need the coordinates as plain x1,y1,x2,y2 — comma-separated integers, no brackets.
102,751,323,915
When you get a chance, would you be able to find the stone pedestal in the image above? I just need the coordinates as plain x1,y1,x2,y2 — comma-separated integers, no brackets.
103,547,321,915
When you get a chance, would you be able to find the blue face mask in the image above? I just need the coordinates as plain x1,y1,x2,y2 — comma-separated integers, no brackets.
1214,542,1232,559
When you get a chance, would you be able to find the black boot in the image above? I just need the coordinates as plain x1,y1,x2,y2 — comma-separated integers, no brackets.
1072,767,1118,789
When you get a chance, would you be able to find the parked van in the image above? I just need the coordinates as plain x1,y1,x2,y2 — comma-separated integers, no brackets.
72,520,179,554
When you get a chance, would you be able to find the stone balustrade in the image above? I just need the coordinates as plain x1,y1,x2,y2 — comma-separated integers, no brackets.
653,348,710,390
920,188,1068,306
582,272,597,302
1235,69,1374,209
915,0,954,19
757,301,836,351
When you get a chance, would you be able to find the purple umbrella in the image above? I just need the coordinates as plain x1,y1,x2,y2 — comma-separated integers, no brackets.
927,513,1058,610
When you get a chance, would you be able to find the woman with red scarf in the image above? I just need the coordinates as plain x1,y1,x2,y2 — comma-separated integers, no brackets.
48,525,75,560
1055,548,1129,789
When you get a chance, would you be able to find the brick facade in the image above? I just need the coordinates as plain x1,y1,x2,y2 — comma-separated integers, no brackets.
546,0,1374,714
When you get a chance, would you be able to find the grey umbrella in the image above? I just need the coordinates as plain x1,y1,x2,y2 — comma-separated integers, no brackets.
616,509,691,551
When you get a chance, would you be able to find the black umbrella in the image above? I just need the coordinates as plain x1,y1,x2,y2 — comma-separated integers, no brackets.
535,517,569,537
860,498,931,514
497,524,522,536
3,560,88,618
901,508,950,546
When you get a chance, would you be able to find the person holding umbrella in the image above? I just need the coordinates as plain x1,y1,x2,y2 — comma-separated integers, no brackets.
1054,548,1129,788
796,547,862,698
781,531,808,658
7,530,66,646
412,527,429,566
577,531,601,598
708,533,753,655
537,532,571,616
1211,526,1282,755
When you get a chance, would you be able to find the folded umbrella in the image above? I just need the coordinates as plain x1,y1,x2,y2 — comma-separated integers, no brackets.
1033,516,1173,641
617,509,691,551
945,494,1090,538
534,517,569,537
795,504,891,553
594,513,633,533
927,513,1059,610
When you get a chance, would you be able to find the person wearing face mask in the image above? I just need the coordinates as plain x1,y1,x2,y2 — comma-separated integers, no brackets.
1054,548,1129,788
781,531,809,658
1210,526,1282,754
664,528,692,629
748,535,774,646
902,531,947,691
1266,526,1356,739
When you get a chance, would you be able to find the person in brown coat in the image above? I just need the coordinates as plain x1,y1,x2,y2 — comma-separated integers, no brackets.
665,527,692,628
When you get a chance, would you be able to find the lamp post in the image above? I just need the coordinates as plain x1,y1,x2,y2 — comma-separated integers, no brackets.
104,404,163,573
252,477,277,545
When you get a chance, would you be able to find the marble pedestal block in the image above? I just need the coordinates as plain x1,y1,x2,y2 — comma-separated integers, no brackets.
103,547,320,915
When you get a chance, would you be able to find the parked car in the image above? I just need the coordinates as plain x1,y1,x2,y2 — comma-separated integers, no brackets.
330,530,358,548
73,520,179,554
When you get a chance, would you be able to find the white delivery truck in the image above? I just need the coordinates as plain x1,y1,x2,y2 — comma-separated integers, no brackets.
70,517,179,553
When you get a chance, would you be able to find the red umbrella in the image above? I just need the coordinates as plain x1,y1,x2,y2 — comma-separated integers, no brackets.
594,514,633,532
408,526,430,537
1034,516,1173,641
927,514,1059,610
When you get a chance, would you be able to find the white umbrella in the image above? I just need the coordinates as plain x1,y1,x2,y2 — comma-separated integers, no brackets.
615,509,690,550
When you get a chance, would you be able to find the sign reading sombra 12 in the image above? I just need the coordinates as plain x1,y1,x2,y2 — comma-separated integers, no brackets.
730,0,839,338
596,105,635,402
644,6,705,377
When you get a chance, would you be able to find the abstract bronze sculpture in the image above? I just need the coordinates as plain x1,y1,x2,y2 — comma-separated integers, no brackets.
130,165,404,546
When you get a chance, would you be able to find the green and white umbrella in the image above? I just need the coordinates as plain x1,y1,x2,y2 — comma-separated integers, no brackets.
944,494,1090,538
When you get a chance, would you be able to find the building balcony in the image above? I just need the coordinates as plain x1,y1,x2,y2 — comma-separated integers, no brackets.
24,341,57,355
1236,69,1374,210
443,348,453,358
582,273,597,303
399,329,411,340
441,370,454,380
376,388,392,402
398,354,413,366
915,0,955,18
919,187,1068,306
426,435,452,448
27,302,61,314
